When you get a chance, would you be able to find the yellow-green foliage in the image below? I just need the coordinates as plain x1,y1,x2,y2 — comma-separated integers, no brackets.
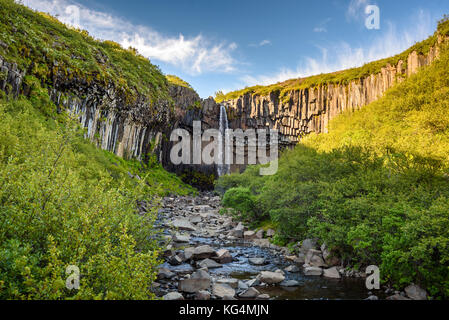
303,44,449,166
0,95,193,299
216,16,449,103
0,0,170,104
166,75,193,90
217,44,449,298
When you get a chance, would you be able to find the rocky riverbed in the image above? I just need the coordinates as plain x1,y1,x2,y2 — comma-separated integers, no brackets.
152,193,427,301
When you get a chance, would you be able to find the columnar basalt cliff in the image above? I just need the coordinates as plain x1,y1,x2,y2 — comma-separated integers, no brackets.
222,43,442,148
0,53,221,166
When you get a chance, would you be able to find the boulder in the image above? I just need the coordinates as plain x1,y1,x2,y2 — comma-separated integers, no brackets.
246,278,261,287
284,265,300,273
195,290,211,300
189,215,202,224
239,287,260,299
183,247,195,260
214,249,233,264
193,245,217,260
305,249,327,267
300,239,318,254
173,233,190,243
244,231,258,240
198,258,222,269
157,268,175,280
168,255,183,266
256,230,265,239
323,267,341,279
178,270,211,293
217,278,239,289
404,284,428,300
238,281,249,291
249,257,266,266
172,219,196,231
163,292,184,300
303,266,323,276
257,294,270,300
258,271,285,285
212,283,235,299
285,254,305,265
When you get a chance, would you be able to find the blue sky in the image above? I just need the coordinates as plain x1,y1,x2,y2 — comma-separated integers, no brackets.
23,0,449,97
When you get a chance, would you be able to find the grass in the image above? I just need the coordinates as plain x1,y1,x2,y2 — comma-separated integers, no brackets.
0,0,172,105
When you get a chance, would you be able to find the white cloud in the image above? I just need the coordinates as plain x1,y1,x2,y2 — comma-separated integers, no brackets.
313,18,331,33
347,0,370,21
21,0,238,75
249,39,272,47
241,10,434,87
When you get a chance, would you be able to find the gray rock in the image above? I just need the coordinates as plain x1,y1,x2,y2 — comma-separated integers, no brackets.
163,292,184,300
214,249,233,264
172,219,196,231
217,278,239,289
168,255,183,266
257,294,270,300
256,230,265,239
157,268,175,280
323,267,341,279
195,290,211,300
212,283,236,299
244,231,258,240
193,245,217,260
300,239,318,254
246,278,261,287
284,265,300,273
178,270,211,293
239,287,260,299
285,254,305,265
173,233,190,243
258,271,285,285
303,266,323,276
238,281,249,291
198,258,222,269
305,249,327,267
249,257,266,266
365,295,379,300
183,247,195,260
404,284,428,300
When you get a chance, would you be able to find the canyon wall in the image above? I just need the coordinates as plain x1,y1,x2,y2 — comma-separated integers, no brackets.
223,44,442,148
0,54,221,166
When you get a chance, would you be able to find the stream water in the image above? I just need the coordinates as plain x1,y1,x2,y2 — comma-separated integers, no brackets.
155,193,377,300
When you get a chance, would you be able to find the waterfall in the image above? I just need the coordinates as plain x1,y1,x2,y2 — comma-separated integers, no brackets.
217,105,231,176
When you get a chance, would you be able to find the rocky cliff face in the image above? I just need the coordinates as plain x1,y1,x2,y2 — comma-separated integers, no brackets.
1,53,221,160
222,44,442,148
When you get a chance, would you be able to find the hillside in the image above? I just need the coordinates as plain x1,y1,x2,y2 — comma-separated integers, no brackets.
0,0,197,299
217,36,449,298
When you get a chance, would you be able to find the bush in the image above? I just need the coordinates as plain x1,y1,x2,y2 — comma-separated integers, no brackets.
222,187,258,222
0,96,194,299
216,45,449,298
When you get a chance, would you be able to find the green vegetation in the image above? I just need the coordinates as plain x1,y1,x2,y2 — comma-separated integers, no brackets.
166,75,193,90
216,16,449,104
0,0,171,104
217,42,449,298
0,85,194,299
